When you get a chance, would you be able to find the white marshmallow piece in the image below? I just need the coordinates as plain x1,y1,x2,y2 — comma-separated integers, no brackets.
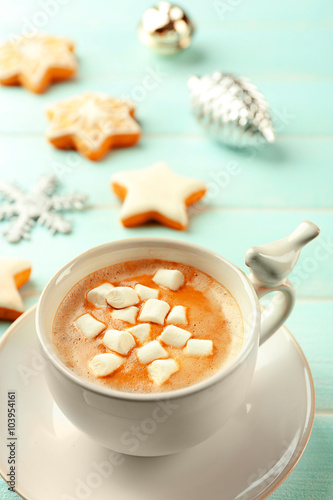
148,359,179,385
89,353,124,377
166,305,187,325
74,313,106,340
107,287,139,309
153,269,185,291
127,323,151,344
112,306,138,324
134,283,159,300
184,339,213,357
86,283,114,308
159,324,191,348
138,299,170,325
103,329,136,356
137,340,168,364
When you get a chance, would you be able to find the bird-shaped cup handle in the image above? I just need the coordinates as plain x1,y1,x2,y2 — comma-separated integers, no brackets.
245,221,320,345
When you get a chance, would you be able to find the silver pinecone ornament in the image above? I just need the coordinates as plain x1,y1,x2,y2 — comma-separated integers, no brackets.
188,72,275,148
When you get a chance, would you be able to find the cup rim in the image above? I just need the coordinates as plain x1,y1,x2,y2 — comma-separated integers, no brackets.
36,237,261,402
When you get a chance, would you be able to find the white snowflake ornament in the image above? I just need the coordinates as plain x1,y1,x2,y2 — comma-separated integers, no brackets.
0,174,87,243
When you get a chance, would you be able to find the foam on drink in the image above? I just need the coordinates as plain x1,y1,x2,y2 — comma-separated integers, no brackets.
53,259,244,393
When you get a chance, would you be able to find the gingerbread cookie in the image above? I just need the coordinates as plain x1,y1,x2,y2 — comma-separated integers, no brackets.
111,161,207,230
46,92,141,161
0,34,77,94
0,258,31,321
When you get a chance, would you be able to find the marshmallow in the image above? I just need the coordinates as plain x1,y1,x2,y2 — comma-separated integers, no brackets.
134,283,159,300
166,305,187,325
112,306,138,324
158,324,191,348
138,299,170,325
74,313,106,340
103,329,136,355
107,286,139,309
86,283,114,308
127,323,151,344
137,340,168,364
148,359,179,385
184,339,213,357
153,269,185,291
89,353,124,377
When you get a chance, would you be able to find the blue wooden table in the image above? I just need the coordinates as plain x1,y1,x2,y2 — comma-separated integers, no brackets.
0,1,332,498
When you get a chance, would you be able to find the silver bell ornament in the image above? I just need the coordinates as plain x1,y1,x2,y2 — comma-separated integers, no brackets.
188,72,275,148
138,2,194,55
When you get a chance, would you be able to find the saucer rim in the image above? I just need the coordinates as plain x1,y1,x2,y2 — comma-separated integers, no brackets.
0,305,315,500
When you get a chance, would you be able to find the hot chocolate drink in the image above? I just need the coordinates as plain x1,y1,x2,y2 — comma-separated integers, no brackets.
52,259,244,393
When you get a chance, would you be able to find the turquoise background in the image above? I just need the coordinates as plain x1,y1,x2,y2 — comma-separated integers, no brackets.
0,0,332,498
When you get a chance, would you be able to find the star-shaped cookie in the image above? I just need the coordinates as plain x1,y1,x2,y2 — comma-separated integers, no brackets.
111,162,207,230
0,34,77,93
0,258,31,321
46,92,141,161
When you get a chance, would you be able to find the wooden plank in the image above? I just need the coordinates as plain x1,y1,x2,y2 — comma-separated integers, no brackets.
286,302,333,412
1,0,332,35
270,415,333,499
0,136,332,210
0,79,332,136
0,23,332,82
0,0,332,497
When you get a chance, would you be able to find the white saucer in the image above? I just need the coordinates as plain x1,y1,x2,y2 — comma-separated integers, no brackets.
0,306,314,500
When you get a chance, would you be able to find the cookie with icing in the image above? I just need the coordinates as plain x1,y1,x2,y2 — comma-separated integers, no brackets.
46,92,141,161
0,34,77,93
0,258,31,321
111,161,207,230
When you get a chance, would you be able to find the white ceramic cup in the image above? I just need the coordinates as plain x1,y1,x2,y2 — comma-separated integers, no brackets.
36,224,319,457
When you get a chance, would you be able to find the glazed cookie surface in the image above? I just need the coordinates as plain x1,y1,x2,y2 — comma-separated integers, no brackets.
111,161,207,230
46,92,141,161
0,34,77,93
0,258,31,321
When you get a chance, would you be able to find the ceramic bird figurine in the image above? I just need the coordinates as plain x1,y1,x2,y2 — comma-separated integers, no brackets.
245,221,320,286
